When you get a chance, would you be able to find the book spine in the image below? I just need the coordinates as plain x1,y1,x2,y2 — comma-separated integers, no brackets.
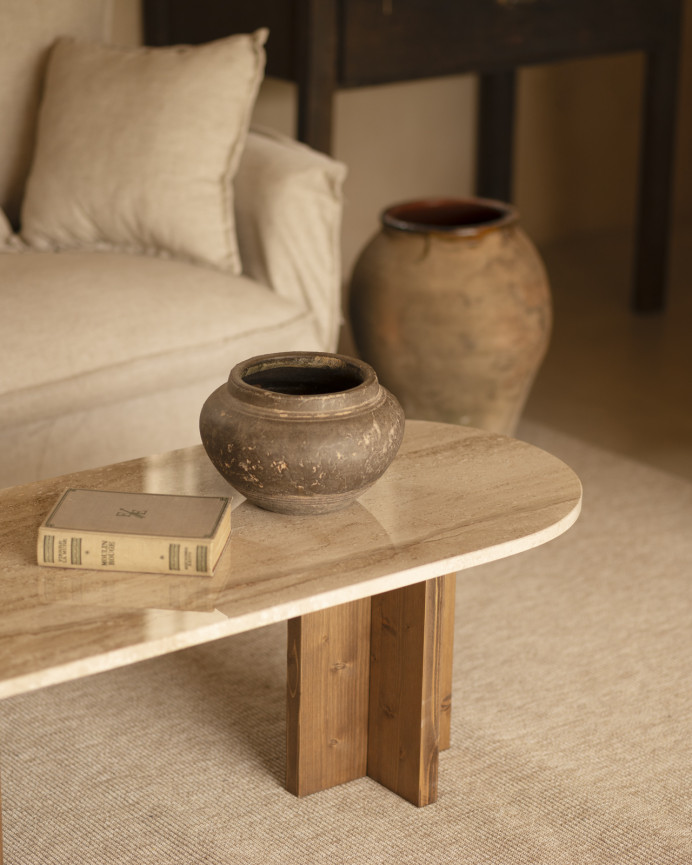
37,529,214,576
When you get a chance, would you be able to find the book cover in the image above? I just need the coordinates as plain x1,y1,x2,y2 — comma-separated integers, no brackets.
37,489,231,576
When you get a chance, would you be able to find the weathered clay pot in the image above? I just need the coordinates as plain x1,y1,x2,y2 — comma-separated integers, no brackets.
349,197,552,435
199,352,405,515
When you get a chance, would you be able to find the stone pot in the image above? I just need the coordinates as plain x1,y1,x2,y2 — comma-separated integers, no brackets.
199,352,405,515
349,197,552,435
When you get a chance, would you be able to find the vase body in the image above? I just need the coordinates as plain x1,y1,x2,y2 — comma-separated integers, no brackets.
349,198,552,435
199,352,405,515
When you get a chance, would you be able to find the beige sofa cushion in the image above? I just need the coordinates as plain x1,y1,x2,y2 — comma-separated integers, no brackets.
20,31,267,273
0,0,111,226
0,251,322,430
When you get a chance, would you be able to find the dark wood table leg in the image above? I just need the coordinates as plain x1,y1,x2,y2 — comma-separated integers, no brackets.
476,70,517,203
367,575,455,806
286,598,371,796
633,42,683,313
296,0,338,154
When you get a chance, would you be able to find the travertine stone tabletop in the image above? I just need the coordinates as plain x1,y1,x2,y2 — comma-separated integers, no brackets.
0,421,581,699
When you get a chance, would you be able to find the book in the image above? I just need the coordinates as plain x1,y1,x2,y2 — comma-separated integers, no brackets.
37,489,232,576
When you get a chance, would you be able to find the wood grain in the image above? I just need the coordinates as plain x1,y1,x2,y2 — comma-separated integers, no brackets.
367,577,446,807
439,574,456,751
286,598,371,796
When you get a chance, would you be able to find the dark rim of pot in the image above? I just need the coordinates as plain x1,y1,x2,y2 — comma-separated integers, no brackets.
382,197,517,236
228,352,382,411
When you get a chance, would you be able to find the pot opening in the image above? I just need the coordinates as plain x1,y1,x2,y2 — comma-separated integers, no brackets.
243,363,364,396
383,198,515,234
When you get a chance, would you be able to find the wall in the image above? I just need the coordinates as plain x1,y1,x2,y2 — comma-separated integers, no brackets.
113,1,692,277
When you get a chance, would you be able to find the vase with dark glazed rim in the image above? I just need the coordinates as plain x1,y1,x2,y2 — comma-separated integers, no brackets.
199,351,405,515
349,196,552,436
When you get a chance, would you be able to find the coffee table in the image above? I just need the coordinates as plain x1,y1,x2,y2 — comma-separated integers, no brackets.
0,420,581,858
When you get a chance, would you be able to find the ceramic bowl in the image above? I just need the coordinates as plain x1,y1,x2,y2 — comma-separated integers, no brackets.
199,352,405,514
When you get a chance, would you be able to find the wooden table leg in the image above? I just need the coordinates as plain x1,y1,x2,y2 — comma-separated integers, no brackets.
367,574,455,806
632,42,683,313
286,597,371,796
439,573,456,751
476,69,517,203
285,575,456,804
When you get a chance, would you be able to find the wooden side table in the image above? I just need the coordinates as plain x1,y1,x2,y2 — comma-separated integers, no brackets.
144,0,685,312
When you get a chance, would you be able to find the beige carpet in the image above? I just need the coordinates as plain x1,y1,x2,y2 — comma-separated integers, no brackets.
2,422,691,864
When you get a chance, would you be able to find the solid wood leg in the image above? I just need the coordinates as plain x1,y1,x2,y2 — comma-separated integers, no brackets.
439,573,456,751
476,69,517,203
367,576,450,806
296,0,338,153
286,598,371,796
633,44,683,313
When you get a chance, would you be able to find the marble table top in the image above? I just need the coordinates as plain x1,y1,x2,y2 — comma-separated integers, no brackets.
0,421,581,699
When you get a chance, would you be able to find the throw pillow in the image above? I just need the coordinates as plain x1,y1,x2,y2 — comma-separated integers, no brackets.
20,30,267,273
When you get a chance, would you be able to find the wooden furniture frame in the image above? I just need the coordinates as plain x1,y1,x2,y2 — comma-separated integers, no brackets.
144,0,684,312
0,421,581,856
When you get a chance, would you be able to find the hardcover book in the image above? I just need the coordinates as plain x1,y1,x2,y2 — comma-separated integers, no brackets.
37,489,232,576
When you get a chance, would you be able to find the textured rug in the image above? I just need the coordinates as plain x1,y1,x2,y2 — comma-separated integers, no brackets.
2,422,691,864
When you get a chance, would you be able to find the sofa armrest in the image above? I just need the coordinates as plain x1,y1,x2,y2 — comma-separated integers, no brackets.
234,128,347,352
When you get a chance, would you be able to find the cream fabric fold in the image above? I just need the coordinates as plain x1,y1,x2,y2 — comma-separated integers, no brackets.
236,128,347,352
235,129,346,351
0,207,17,249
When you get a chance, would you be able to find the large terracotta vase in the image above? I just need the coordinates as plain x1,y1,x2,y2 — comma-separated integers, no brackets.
348,198,552,435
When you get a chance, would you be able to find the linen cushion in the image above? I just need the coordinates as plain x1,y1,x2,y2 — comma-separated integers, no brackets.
20,31,267,273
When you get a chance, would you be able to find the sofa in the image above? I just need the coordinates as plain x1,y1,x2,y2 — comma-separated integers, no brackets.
0,0,347,489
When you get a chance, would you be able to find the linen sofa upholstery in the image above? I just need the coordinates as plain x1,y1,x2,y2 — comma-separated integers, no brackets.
0,2,346,489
